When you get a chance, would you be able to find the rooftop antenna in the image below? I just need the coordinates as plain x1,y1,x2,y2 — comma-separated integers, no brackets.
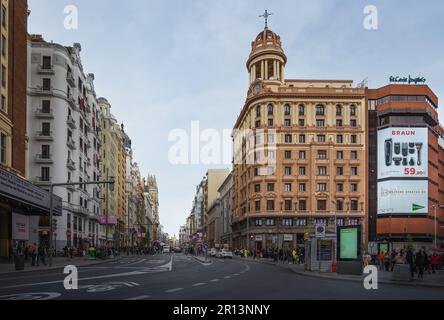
357,77,368,88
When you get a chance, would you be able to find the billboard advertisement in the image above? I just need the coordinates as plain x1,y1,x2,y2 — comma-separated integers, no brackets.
337,226,361,261
377,180,428,214
377,127,428,179
12,212,29,241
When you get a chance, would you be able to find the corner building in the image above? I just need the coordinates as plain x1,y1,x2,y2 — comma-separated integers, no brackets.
231,26,368,253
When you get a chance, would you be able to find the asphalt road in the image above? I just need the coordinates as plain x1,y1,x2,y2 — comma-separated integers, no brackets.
0,253,442,300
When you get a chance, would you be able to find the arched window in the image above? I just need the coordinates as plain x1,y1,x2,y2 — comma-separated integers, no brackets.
284,104,291,116
267,104,274,116
298,104,305,116
316,104,325,116
336,104,342,116
350,105,357,116
256,105,261,117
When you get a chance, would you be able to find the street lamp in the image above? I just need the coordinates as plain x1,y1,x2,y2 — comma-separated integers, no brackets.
432,204,444,248
48,177,115,267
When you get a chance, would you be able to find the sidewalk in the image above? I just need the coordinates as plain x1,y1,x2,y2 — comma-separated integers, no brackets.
236,256,444,288
0,255,123,275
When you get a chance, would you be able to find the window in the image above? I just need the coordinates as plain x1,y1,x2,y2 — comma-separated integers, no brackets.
255,120,261,128
315,218,327,225
42,123,51,136
337,218,345,227
267,104,274,115
284,119,291,127
254,184,261,192
317,200,327,211
298,104,305,116
351,151,358,160
350,105,357,116
41,145,50,159
316,105,325,116
299,183,306,192
299,200,307,211
284,104,291,116
266,219,275,226
267,183,275,192
283,217,293,225
337,151,344,160
336,183,344,192
299,134,306,143
316,119,325,127
299,167,306,175
284,150,292,159
351,183,358,192
317,183,327,192
1,65,5,87
1,5,6,28
350,119,357,127
67,214,71,229
255,218,263,226
298,119,305,127
73,217,77,231
42,100,51,113
0,132,6,164
336,135,343,144
284,183,292,192
268,118,274,126
41,167,50,181
267,166,275,176
318,166,327,175
268,150,275,160
299,150,306,159
351,135,357,144
1,95,5,111
351,200,359,211
336,119,343,127
351,167,358,176
256,105,261,117
1,35,6,57
255,201,261,211
317,150,327,159
267,200,275,211
296,218,307,226
42,78,51,91
284,167,292,176
336,104,342,116
42,56,52,69
336,167,344,176
267,133,275,143
336,200,344,211
317,135,326,143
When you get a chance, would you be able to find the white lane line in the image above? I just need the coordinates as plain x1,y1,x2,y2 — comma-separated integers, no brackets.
192,283,207,287
165,288,184,293
210,279,219,282
233,273,240,276
126,295,151,300
224,276,232,279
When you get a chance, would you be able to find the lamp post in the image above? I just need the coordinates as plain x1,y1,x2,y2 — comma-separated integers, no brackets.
432,204,444,248
49,177,115,267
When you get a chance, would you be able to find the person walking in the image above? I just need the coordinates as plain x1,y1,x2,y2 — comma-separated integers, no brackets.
292,248,297,264
363,252,371,267
430,252,440,274
30,243,37,266
377,251,385,271
406,248,415,279
415,249,426,280
38,244,47,266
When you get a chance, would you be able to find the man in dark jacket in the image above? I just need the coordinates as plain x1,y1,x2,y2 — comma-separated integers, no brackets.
415,249,427,279
406,248,415,279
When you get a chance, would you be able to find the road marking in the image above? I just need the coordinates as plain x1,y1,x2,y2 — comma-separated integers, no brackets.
192,283,207,287
165,288,183,293
233,273,240,276
126,295,151,300
0,292,61,300
210,279,219,282
224,276,232,279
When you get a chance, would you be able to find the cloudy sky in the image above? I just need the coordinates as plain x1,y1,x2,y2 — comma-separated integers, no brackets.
28,0,444,237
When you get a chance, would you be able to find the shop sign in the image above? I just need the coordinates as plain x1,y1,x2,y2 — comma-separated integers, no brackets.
389,75,426,84
12,212,29,241
283,234,293,241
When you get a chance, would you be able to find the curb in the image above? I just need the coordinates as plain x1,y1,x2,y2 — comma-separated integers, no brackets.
0,256,124,275
191,256,213,266
239,257,444,289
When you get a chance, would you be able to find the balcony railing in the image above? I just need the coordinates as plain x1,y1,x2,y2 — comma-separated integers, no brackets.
67,115,77,129
35,108,54,118
34,176,52,186
35,131,53,141
67,72,76,87
35,154,53,164
37,65,55,75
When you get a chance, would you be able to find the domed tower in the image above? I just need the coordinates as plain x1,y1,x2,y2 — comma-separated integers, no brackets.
246,23,287,86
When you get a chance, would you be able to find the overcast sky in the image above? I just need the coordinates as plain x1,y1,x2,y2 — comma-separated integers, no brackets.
28,0,444,237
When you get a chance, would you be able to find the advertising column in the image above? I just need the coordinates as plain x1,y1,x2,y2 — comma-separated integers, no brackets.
377,128,428,215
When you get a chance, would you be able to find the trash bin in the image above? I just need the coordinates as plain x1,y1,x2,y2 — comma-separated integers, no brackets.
14,254,25,271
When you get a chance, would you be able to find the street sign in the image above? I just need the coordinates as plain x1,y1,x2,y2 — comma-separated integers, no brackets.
315,224,326,238
203,243,209,250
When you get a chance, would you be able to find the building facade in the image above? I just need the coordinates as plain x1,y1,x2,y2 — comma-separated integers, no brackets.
218,172,233,249
27,36,102,250
146,175,159,242
231,26,367,253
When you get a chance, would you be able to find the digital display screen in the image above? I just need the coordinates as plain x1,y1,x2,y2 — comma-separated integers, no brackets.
340,228,358,260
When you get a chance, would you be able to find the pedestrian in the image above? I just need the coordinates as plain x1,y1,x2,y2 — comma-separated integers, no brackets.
38,244,47,266
389,249,397,272
377,251,385,271
363,252,371,267
292,248,297,264
415,249,426,280
430,252,440,274
30,243,37,266
406,248,415,279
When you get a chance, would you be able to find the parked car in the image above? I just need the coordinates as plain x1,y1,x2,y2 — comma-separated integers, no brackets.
163,246,171,253
174,247,181,253
209,248,218,257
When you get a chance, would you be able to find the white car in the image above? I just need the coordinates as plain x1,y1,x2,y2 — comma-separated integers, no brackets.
163,246,170,253
208,248,218,257
219,249,233,259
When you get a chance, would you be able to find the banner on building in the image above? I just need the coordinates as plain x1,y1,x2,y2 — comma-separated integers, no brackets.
12,212,29,241
377,180,428,215
98,215,117,225
377,127,428,179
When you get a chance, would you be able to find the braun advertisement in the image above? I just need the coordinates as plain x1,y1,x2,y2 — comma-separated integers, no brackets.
377,127,428,179
377,180,428,215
